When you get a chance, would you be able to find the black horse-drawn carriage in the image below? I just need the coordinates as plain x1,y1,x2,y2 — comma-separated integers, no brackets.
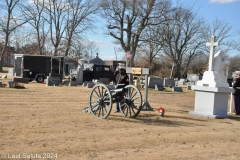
88,83,143,118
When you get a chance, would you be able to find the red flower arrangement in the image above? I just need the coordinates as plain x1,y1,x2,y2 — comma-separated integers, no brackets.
157,107,165,117
2,83,7,87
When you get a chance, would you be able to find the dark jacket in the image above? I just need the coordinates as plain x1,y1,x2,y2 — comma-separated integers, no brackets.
233,77,240,96
115,73,129,88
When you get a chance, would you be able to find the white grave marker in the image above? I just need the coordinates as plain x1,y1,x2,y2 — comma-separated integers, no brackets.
206,36,219,71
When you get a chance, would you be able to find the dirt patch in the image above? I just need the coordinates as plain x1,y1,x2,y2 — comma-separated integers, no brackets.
0,80,240,160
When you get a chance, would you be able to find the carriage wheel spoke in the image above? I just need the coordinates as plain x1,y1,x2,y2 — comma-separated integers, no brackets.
120,85,142,118
94,89,100,98
89,84,112,118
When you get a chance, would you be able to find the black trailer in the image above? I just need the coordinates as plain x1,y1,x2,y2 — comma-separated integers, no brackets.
14,54,65,83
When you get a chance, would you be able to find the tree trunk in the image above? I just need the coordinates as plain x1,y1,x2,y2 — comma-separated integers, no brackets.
176,64,181,80
0,36,9,71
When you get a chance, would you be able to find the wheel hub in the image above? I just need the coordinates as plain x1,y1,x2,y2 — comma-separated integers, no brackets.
98,98,104,105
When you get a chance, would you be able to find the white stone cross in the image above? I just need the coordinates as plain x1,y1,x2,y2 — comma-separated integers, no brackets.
206,36,219,71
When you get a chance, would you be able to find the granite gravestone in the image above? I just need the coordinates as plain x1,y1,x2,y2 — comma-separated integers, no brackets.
8,81,18,87
172,87,183,92
155,84,165,91
187,74,199,85
164,79,175,87
8,68,14,76
46,76,61,86
148,77,164,89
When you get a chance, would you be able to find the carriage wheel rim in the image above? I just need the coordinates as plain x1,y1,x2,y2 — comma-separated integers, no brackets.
120,85,142,118
89,84,112,118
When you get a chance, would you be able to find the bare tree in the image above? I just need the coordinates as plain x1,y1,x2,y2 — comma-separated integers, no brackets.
160,6,205,79
201,18,233,54
99,0,171,67
229,55,240,74
42,0,70,56
137,27,164,74
40,0,99,56
67,38,99,65
233,30,240,53
20,0,48,55
64,0,99,57
0,0,28,71
80,40,100,57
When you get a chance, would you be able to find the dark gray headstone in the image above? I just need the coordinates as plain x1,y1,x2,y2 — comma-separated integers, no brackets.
172,87,183,92
69,81,77,86
155,84,165,91
87,83,95,88
164,79,176,87
13,77,29,83
99,78,109,85
8,81,18,88
148,77,164,89
49,73,62,83
46,76,61,86
0,82,2,87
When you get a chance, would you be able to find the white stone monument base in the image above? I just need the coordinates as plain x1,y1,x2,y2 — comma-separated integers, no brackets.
196,71,229,88
189,86,234,119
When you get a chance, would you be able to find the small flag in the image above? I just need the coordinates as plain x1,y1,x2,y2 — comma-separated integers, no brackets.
125,51,131,59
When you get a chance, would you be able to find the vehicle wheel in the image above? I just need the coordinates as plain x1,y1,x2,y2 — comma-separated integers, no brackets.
120,85,142,118
89,84,112,118
36,76,44,83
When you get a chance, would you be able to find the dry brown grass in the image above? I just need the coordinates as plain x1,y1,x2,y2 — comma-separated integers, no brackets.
1,73,240,160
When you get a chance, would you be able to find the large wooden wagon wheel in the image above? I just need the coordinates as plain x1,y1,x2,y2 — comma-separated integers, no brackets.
89,84,112,118
120,85,142,118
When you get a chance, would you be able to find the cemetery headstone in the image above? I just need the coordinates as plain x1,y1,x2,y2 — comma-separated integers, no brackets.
148,77,164,89
13,77,29,83
46,76,61,86
190,36,233,118
187,74,199,85
8,81,18,88
155,84,165,91
177,79,185,85
8,68,14,76
69,81,77,86
172,87,183,92
164,79,175,87
87,83,95,88
49,73,62,83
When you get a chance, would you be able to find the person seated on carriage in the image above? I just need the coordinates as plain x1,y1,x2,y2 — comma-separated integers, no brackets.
114,67,129,112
